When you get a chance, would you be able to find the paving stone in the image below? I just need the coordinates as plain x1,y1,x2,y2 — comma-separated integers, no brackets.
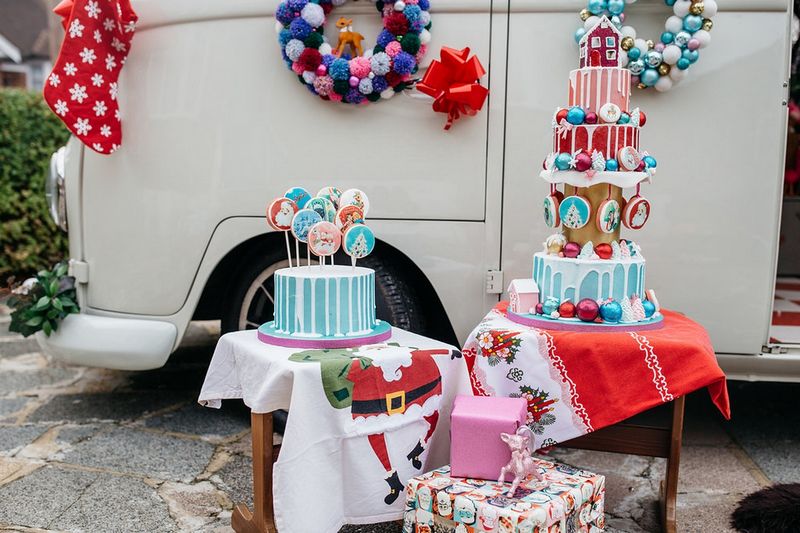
144,402,249,440
213,454,253,510
0,368,77,396
54,424,102,446
125,359,212,393
0,457,42,486
50,470,177,532
0,338,42,358
0,398,30,420
0,426,50,454
158,480,231,531
61,426,215,482
28,392,188,423
677,492,740,533
339,523,402,533
678,445,761,495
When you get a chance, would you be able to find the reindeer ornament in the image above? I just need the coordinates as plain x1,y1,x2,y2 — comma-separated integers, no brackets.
498,426,543,497
335,17,365,57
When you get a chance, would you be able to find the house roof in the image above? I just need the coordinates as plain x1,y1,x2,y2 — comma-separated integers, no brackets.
508,278,540,294
579,15,622,47
0,0,52,61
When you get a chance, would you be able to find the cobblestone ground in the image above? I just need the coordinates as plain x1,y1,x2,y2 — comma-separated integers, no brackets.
0,307,785,532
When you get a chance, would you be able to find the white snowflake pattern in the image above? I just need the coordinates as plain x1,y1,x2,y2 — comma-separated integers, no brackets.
110,143,119,153
84,0,100,19
74,117,92,136
93,29,102,43
63,62,77,76
100,124,112,137
109,82,118,100
48,73,60,87
68,83,88,103
79,47,97,64
103,18,115,31
114,109,120,121
93,100,108,116
92,143,104,152
111,37,126,52
91,73,104,87
124,20,136,33
105,54,117,71
54,100,69,116
69,19,84,38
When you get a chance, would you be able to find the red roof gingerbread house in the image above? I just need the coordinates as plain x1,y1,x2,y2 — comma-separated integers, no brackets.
579,16,621,68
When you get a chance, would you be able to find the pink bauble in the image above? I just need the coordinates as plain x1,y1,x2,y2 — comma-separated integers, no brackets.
654,43,665,52
316,64,327,76
564,242,581,258
636,160,646,172
535,303,544,315
687,39,700,50
349,76,360,87
576,298,600,322
574,151,592,172
584,112,598,124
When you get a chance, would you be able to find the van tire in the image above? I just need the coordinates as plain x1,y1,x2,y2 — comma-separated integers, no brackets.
220,247,428,335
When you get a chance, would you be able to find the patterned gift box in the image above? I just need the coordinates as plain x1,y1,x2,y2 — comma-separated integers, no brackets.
402,462,605,533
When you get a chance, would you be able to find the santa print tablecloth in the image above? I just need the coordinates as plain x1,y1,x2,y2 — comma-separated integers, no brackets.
198,328,470,533
463,303,730,448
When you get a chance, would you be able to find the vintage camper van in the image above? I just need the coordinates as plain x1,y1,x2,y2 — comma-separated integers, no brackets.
39,0,799,381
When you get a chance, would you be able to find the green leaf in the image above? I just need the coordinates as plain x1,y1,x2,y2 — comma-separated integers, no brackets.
55,263,68,277
52,298,63,311
25,316,43,326
35,296,50,309
42,320,52,336
48,279,59,296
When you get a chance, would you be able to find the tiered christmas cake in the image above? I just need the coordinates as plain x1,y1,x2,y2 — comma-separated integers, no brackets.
510,16,663,331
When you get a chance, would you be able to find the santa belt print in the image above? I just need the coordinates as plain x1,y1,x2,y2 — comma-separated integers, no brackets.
351,377,441,416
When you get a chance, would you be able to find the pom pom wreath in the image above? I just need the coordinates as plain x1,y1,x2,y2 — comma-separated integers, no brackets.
276,4,295,25
401,32,421,54
392,51,416,74
404,4,422,24
287,0,307,11
385,41,403,57
278,29,293,46
329,58,351,80
372,75,389,93
358,77,374,94
285,39,306,62
418,0,430,9
303,31,324,49
333,79,350,95
291,61,305,75
384,12,409,35
313,75,334,96
289,18,313,40
301,3,325,27
321,54,336,68
296,48,322,72
409,18,424,33
350,56,372,78
302,71,317,84
346,88,365,103
376,29,396,48
370,52,392,75
385,71,402,87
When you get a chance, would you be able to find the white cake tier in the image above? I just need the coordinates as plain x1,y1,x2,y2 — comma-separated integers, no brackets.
533,252,646,304
540,169,653,189
273,266,377,338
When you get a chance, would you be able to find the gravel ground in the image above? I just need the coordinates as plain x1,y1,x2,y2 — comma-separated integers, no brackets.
0,307,791,533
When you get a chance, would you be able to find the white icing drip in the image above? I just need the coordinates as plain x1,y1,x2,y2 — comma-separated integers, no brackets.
310,276,316,335
348,276,353,335
325,276,330,336
605,68,612,107
296,276,304,333
357,273,362,333
336,277,341,336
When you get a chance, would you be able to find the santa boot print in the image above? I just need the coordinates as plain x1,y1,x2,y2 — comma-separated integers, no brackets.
406,440,424,470
383,470,404,505
406,411,440,470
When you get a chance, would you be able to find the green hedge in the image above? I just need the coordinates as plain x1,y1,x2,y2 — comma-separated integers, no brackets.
0,89,70,283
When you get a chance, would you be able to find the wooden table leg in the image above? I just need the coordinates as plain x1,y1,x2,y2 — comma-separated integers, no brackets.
661,395,685,533
232,412,277,533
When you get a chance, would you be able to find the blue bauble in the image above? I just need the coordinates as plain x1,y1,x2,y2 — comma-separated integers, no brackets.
643,155,657,168
618,112,630,124
588,0,607,15
542,297,560,316
566,106,586,125
642,300,656,318
660,31,674,44
555,153,573,171
627,47,641,61
607,0,625,15
665,0,676,5
628,59,646,75
610,15,622,27
640,69,659,87
677,57,691,70
575,28,587,44
599,301,623,323
682,48,699,63
683,15,703,33
646,50,663,68
605,158,619,171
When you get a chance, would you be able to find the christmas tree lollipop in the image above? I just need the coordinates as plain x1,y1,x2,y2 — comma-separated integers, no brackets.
343,223,375,270
266,197,299,268
291,209,322,266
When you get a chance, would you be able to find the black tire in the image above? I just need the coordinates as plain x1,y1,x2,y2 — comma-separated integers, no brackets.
220,245,428,336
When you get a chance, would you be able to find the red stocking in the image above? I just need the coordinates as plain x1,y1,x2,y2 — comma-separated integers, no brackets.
367,433,392,472
43,0,138,154
423,411,439,444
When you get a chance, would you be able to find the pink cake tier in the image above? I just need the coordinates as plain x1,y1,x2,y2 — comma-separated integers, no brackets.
553,123,639,158
569,67,631,113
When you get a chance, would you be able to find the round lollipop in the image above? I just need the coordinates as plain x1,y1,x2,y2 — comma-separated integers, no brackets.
291,209,322,266
307,196,336,223
316,186,342,208
308,221,341,266
339,188,370,217
285,186,311,209
267,197,299,268
343,223,375,268
335,205,365,232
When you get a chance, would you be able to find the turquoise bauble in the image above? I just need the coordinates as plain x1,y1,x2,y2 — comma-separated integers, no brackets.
555,153,573,170
642,300,656,318
542,297,560,316
683,15,703,33
618,112,630,124
588,0,607,15
566,106,586,125
627,47,641,61
643,155,657,168
605,158,619,171
660,31,674,44
607,0,625,15
575,28,587,43
677,57,691,70
640,69,659,87
599,301,623,323
646,50,663,68
665,0,676,5
682,48,699,63
628,59,646,75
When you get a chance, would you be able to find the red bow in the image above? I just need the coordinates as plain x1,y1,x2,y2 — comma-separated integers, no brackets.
53,0,74,29
417,46,489,131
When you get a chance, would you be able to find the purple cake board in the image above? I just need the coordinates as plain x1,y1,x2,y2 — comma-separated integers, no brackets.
507,311,665,332
257,322,393,349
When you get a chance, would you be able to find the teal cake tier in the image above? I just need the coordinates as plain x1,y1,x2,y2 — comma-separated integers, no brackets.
273,266,377,337
533,252,646,303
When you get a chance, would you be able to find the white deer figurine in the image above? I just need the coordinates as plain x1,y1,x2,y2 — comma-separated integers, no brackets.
498,426,543,497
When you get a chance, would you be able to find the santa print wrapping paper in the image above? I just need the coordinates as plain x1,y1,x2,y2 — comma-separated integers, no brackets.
198,328,470,533
403,464,605,533
463,303,730,448
43,0,137,154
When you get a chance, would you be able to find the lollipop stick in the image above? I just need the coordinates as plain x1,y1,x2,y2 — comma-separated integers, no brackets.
351,255,356,272
295,239,300,269
284,232,293,268
331,255,334,266
307,247,311,266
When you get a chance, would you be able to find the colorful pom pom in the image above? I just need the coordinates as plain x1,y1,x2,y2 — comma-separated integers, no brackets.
289,18,313,40
303,31,324,49
370,52,392,75
287,0,307,11
401,32,421,54
278,29,293,46
285,39,306,62
296,47,322,72
276,3,295,25
301,3,325,27
358,78,374,94
329,58,351,80
350,56,372,78
392,51,415,75
384,12,409,35
372,75,389,93
385,41,403,57
313,75,334,96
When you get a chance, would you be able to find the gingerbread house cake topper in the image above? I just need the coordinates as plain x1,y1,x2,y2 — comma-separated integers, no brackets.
579,16,621,68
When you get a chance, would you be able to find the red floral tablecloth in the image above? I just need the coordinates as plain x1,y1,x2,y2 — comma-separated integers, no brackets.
463,303,730,447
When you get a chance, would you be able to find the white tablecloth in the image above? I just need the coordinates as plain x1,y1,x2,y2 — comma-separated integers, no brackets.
198,328,470,533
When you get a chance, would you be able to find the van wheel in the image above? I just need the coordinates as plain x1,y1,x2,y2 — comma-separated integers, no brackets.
220,248,429,335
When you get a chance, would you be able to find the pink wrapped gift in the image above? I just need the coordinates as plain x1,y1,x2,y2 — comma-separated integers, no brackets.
450,395,528,480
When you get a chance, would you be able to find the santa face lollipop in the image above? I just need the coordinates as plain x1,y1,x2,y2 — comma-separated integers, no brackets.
339,188,370,217
335,205,365,231
316,186,342,208
267,197,298,231
291,209,322,243
307,197,336,223
285,186,311,209
308,221,341,257
343,224,375,259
